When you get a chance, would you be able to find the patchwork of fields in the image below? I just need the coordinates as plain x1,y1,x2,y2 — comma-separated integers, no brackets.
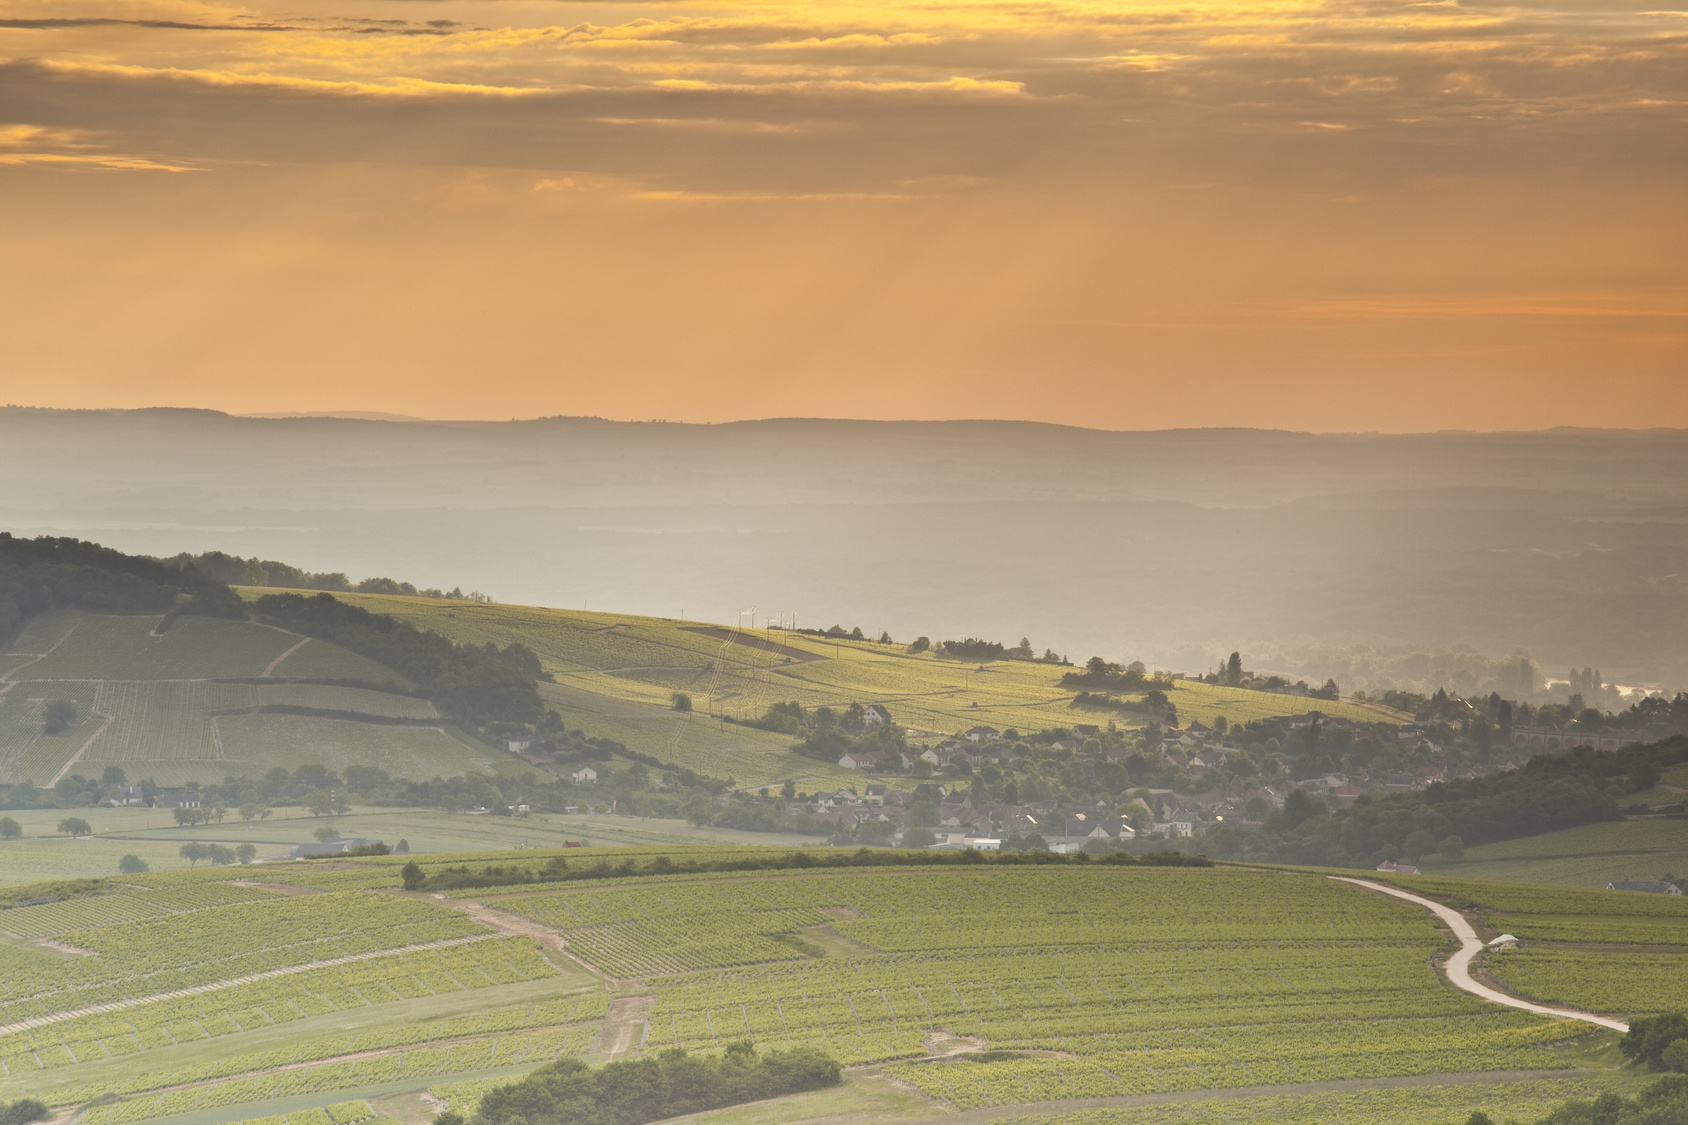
0,610,518,788
0,852,1676,1125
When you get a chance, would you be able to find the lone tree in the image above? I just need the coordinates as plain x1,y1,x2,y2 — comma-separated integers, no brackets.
0,817,20,840
118,854,149,874
1225,652,1243,686
57,818,92,838
671,692,692,713
401,861,426,891
236,843,257,864
42,700,76,735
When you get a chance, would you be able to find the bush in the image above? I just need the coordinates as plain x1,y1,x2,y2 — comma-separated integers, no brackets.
474,1041,839,1125
42,700,75,735
118,854,149,874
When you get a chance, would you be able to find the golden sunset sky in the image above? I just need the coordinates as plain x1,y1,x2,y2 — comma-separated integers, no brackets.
0,0,1683,428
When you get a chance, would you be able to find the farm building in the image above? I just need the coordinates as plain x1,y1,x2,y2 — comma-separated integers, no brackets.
1375,860,1419,874
862,703,893,728
571,766,598,784
965,725,1000,742
1607,880,1682,895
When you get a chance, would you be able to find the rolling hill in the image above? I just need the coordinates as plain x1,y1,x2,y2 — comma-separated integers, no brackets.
249,588,1394,791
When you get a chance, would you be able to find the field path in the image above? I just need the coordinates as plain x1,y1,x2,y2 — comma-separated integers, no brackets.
0,932,505,1037
591,995,655,1057
1331,876,1629,1032
263,636,312,677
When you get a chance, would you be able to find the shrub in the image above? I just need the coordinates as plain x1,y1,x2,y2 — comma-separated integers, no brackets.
118,854,149,874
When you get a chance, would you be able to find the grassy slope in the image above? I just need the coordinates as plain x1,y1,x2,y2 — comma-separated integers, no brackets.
259,590,1391,789
1417,818,1688,887
0,859,1667,1125
0,609,520,790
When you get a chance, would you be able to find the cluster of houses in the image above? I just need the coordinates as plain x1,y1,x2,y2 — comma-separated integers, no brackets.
797,769,1289,849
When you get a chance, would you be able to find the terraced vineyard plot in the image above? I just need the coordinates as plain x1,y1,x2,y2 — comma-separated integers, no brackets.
262,640,412,688
215,713,506,780
0,680,99,778
5,937,570,1095
0,893,490,1021
0,881,284,938
1485,949,1688,1016
85,681,219,763
23,615,299,682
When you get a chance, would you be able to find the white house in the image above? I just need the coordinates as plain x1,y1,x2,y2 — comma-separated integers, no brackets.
964,725,1000,743
862,704,893,729
571,766,598,784
508,739,533,753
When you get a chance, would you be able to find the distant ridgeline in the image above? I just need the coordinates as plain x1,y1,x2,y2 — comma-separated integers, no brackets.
0,533,244,636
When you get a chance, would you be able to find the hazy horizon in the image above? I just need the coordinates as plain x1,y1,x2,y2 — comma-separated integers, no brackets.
5,407,1685,698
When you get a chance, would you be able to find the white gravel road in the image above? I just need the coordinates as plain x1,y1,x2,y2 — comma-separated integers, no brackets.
1331,876,1629,1033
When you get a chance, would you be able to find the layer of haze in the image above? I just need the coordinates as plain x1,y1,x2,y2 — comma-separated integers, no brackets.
1,0,1684,428
4,410,1686,691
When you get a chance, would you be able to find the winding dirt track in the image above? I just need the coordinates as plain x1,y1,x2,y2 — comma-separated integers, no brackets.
1331,876,1629,1033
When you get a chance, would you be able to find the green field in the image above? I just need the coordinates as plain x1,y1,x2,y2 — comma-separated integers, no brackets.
0,854,1672,1125
0,805,827,885
244,590,1393,790
1417,819,1688,888
0,609,508,788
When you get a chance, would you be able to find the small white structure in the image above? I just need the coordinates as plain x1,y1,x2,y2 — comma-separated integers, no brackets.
570,766,598,784
509,740,533,753
862,704,893,729
1488,934,1521,951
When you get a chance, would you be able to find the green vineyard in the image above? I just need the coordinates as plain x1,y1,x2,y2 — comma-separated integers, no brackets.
0,852,1679,1125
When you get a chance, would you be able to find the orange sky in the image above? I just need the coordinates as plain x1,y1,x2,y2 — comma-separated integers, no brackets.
0,0,1683,430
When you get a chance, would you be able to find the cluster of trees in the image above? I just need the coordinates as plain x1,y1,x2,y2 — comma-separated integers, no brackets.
0,534,244,640
1063,657,1158,692
160,552,490,602
938,637,1064,663
734,701,911,769
1623,1013,1688,1073
178,841,255,866
253,593,543,729
473,1041,840,1125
